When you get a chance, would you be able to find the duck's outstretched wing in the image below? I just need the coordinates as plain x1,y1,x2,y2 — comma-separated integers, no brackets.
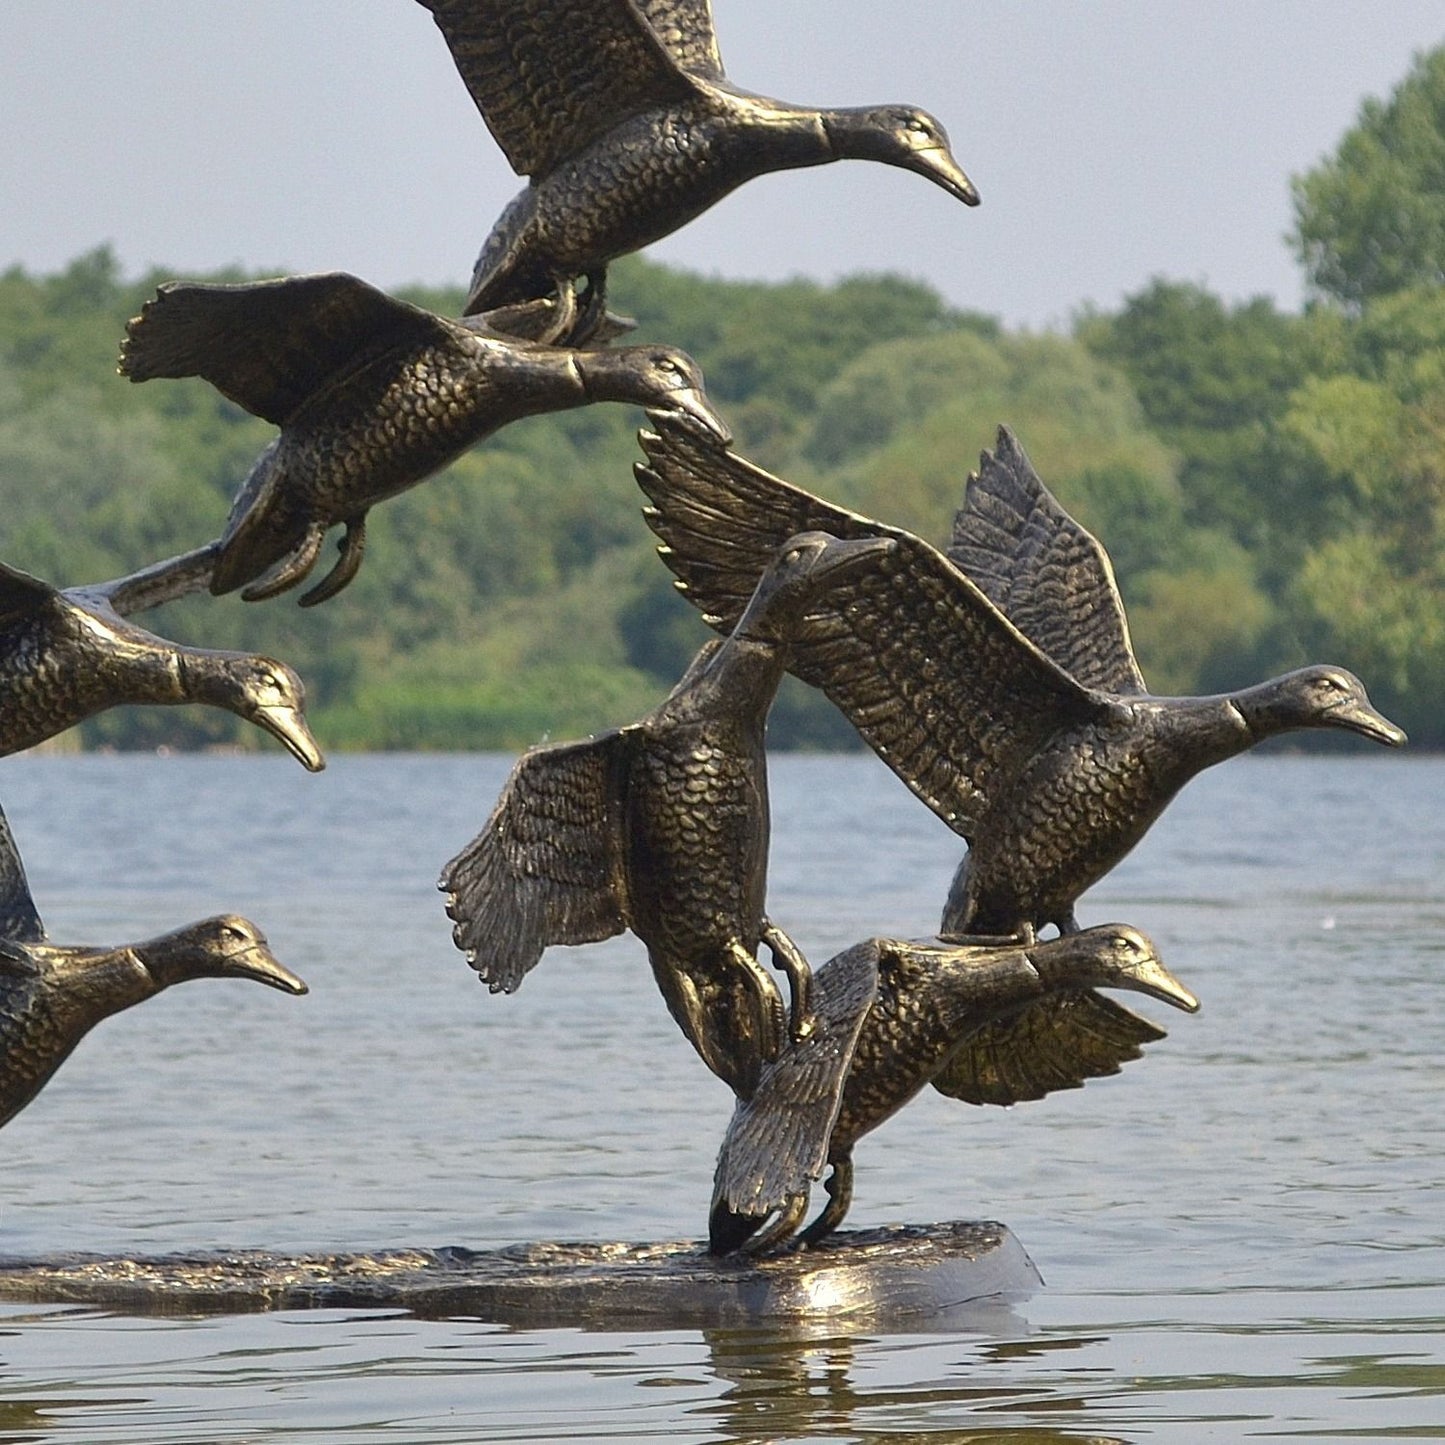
711,939,878,1217
931,990,1167,1107
635,412,1103,841
120,274,452,426
0,562,58,629
440,731,634,993
0,804,45,945
946,427,1146,696
418,0,702,180
633,0,725,81
73,543,221,620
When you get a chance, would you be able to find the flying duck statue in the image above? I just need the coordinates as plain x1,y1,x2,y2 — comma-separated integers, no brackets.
709,924,1198,1253
0,546,323,770
634,413,1406,943
0,801,307,1131
418,0,979,339
441,531,893,1117
120,272,727,606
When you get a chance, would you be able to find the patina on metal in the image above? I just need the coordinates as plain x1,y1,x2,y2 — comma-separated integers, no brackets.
636,412,1407,944
119,273,727,606
0,801,307,1132
0,550,323,770
710,925,1199,1254
417,0,979,339
441,533,893,1132
0,1221,1036,1327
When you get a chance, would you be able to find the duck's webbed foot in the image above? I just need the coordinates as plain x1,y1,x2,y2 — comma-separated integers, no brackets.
239,522,326,602
762,920,815,1043
299,515,367,607
798,1157,854,1247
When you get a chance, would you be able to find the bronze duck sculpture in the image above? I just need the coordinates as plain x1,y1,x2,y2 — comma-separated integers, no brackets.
0,546,323,770
635,413,1407,942
0,801,307,1130
119,272,727,606
710,924,1199,1253
441,531,893,1103
418,0,980,338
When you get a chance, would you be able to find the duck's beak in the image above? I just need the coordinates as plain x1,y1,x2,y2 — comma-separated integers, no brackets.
1129,955,1200,1014
1333,698,1407,748
666,387,732,446
255,705,326,772
226,938,309,995
814,533,897,582
907,146,981,206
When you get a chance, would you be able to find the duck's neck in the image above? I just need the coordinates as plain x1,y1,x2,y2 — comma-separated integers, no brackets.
929,947,1043,1034
685,631,788,729
712,86,835,170
1141,691,1258,775
48,946,158,1021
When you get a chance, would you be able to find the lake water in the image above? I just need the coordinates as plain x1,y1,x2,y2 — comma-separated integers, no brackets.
0,750,1439,1442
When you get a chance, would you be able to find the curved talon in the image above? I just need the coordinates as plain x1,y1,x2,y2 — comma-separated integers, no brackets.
238,522,326,602
567,270,610,347
763,921,815,1043
534,278,579,347
726,939,787,1061
299,516,367,607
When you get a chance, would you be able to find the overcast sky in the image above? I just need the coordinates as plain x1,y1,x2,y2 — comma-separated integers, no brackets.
3,2,1442,329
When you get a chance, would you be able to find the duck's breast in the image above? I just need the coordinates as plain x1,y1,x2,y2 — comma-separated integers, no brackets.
622,721,768,959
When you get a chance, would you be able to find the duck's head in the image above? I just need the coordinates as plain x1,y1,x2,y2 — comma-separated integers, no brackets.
823,105,979,205
578,346,730,444
736,530,897,645
136,914,308,994
1233,666,1407,748
180,653,326,772
1030,925,1200,1014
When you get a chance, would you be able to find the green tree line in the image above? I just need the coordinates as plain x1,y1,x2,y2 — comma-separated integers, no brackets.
3,46,1442,751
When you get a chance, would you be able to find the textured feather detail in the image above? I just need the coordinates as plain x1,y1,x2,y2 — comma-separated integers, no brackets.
633,0,724,80
636,411,1101,840
0,804,45,945
947,426,1146,696
120,274,454,426
439,732,633,993
932,989,1167,1106
418,0,702,179
712,939,878,1215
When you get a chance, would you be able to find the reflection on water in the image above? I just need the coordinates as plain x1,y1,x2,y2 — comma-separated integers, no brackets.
0,752,1440,1441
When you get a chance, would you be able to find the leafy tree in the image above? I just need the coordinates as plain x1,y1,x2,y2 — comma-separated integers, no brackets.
1291,45,1445,306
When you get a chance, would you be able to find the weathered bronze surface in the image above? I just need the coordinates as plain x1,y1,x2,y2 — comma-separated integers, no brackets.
441,533,892,1123
0,1221,1037,1326
418,0,979,334
120,273,727,605
636,412,1407,942
711,926,1199,1254
0,802,307,1131
0,549,323,769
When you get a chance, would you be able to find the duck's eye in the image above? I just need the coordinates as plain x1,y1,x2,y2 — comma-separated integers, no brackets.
907,115,934,137
784,547,803,565
655,357,682,377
